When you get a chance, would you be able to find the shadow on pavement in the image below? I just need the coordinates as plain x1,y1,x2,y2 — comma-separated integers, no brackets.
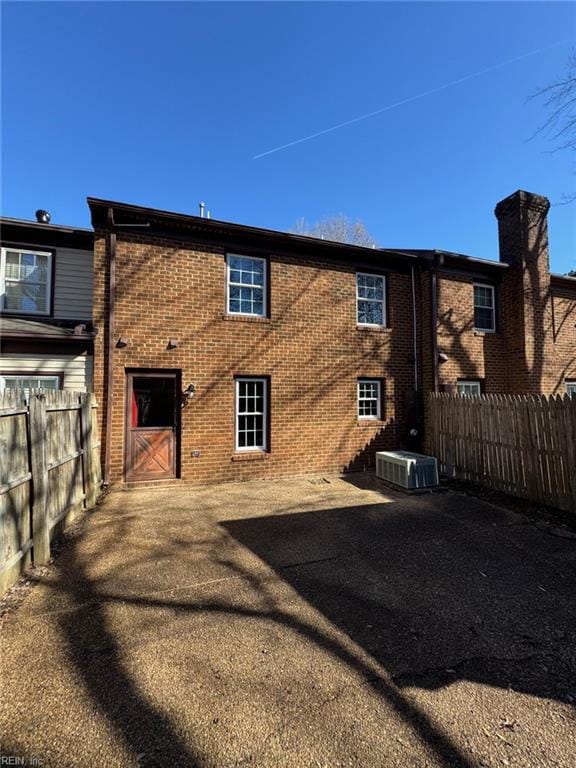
7,490,575,768
222,498,576,704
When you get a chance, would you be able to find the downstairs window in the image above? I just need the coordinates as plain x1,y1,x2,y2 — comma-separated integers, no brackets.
0,375,60,397
358,379,381,419
457,380,482,396
235,378,267,451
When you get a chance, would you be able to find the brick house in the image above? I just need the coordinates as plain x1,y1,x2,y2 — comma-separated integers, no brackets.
88,190,576,486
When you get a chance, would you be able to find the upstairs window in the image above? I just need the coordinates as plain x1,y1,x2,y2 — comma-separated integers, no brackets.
226,254,266,317
358,379,381,419
1,248,52,315
566,380,576,398
235,378,267,451
457,380,482,396
356,273,386,327
473,284,495,332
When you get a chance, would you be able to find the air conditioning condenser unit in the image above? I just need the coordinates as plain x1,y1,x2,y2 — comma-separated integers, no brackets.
375,450,438,490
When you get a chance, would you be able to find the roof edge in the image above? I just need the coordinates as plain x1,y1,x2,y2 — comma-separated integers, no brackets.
87,197,417,261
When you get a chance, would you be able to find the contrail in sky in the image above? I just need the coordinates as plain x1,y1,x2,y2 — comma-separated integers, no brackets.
253,39,569,160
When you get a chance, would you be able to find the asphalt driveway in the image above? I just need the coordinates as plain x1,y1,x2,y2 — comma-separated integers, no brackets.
1,474,575,768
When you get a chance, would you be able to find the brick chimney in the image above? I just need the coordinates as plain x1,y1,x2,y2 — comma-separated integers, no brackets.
495,190,552,394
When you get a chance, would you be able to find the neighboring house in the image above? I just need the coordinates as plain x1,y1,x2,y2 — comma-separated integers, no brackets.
0,215,95,394
417,191,576,399
88,189,576,487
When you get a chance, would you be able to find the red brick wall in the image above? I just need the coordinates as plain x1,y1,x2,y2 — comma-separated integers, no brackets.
93,191,576,487
549,284,576,394
93,232,416,485
496,191,557,394
429,270,576,396
435,272,508,392
427,191,576,397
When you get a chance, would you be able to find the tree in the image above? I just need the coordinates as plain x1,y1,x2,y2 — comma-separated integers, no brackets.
534,50,576,152
291,214,378,247
532,50,576,202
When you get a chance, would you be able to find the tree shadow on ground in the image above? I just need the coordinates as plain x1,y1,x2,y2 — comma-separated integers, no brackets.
20,498,483,767
10,491,576,768
221,499,576,705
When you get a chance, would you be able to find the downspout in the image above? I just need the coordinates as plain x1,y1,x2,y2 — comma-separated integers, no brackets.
103,207,116,485
411,265,418,392
430,252,444,392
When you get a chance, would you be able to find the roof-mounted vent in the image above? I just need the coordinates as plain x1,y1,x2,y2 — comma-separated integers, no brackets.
35,209,51,224
198,202,211,219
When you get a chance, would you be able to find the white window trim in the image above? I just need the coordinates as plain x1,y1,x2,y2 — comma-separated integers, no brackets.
357,379,381,420
0,375,60,393
226,253,267,317
457,380,482,396
473,283,496,333
235,377,268,452
356,272,386,327
566,380,576,397
0,247,53,316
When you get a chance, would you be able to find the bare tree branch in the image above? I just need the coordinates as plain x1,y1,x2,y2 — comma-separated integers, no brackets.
291,214,378,247
531,50,576,202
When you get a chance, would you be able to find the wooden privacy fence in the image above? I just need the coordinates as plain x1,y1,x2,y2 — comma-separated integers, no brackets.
426,393,576,513
0,390,102,593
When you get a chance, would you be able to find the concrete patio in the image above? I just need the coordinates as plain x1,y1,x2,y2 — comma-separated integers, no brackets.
1,474,575,767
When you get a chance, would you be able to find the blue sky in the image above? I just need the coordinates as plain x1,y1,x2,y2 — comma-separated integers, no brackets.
1,1,574,273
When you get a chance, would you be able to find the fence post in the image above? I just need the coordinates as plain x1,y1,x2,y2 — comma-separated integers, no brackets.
81,393,97,509
29,392,50,565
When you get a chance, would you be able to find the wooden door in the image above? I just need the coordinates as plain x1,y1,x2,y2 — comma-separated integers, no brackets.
125,372,179,481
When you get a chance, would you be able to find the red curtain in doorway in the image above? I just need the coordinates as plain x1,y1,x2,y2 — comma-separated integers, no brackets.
131,390,138,427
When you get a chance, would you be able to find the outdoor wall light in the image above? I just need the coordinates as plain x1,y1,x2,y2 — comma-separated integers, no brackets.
167,339,179,349
438,352,449,364
116,337,129,348
183,383,196,400
181,383,196,409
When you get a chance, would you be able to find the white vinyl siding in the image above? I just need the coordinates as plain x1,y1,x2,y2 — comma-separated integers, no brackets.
0,353,92,392
53,247,93,320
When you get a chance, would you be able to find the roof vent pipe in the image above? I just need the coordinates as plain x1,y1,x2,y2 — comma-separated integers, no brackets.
199,201,205,218
35,209,51,224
